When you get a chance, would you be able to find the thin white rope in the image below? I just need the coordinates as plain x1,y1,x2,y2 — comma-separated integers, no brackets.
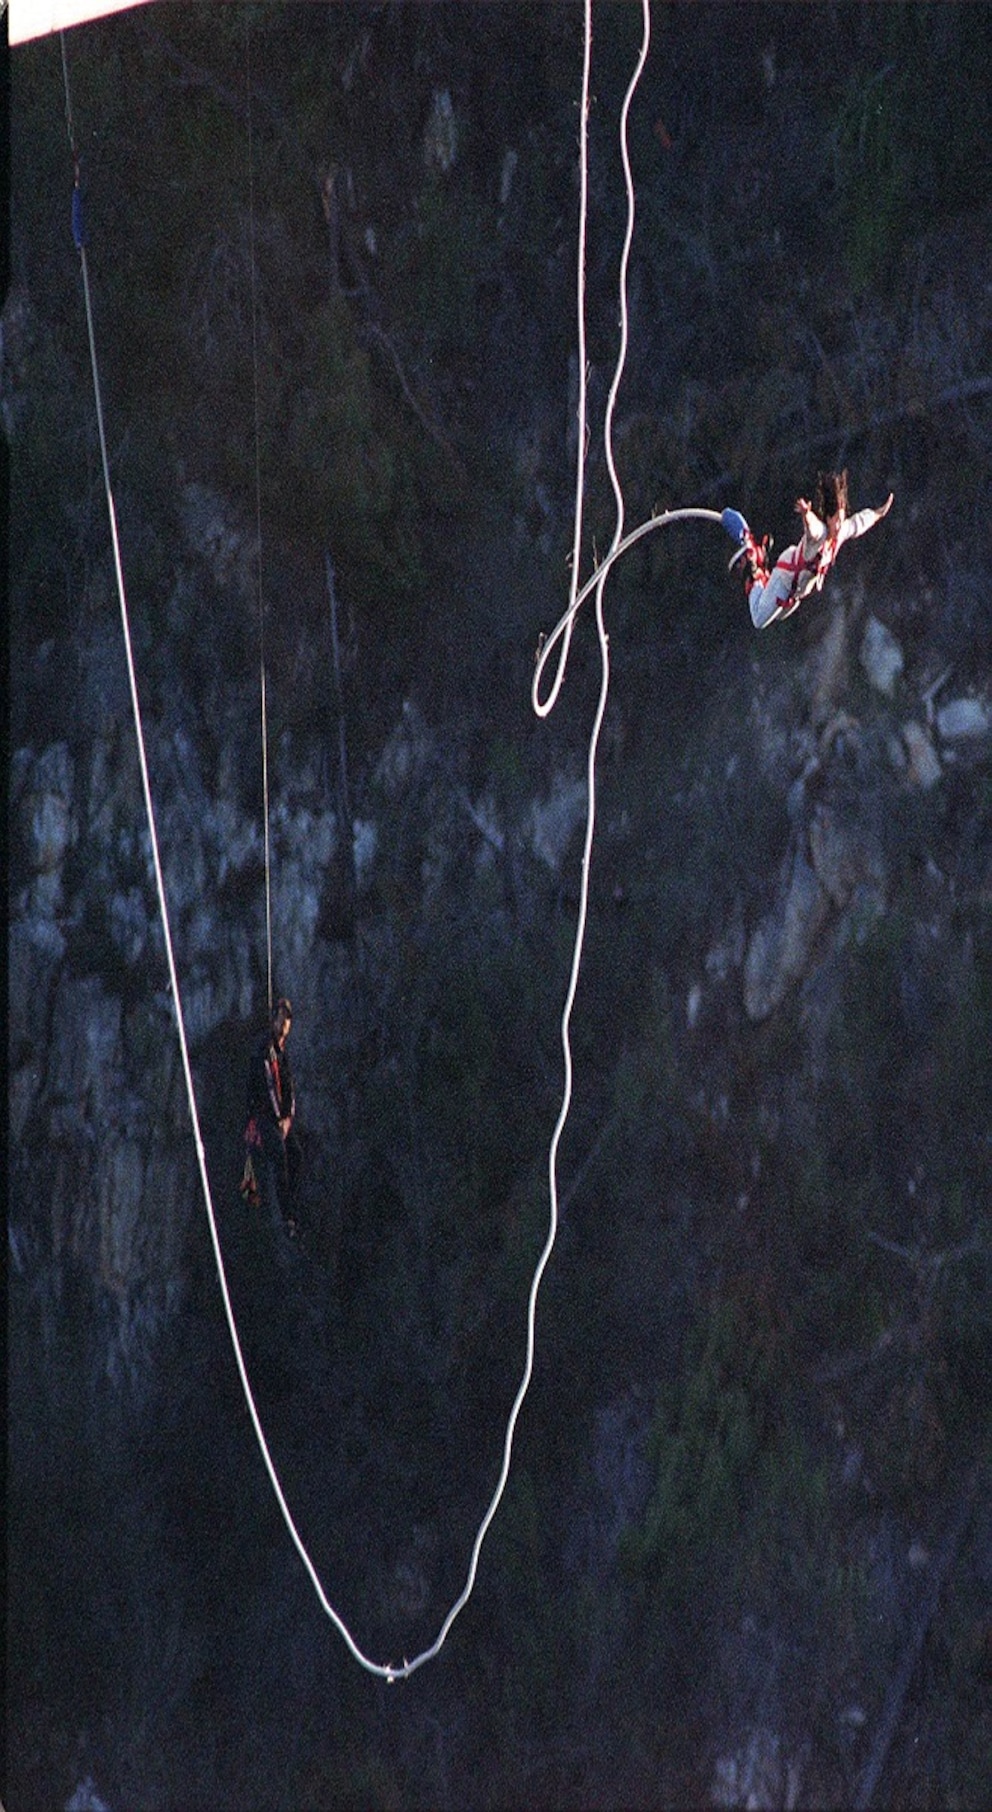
601,0,651,560
59,3,618,1684
64,0,722,1688
530,20,747,1510
60,24,369,1665
539,0,595,717
530,0,650,1477
244,15,274,1017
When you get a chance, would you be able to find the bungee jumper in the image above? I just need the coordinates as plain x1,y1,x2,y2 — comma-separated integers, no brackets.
241,997,303,1240
721,470,894,630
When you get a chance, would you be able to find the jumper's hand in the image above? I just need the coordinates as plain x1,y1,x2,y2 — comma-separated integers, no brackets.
876,492,894,520
795,496,812,518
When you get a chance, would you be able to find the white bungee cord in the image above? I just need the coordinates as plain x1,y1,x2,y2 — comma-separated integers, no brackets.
529,0,729,1453
61,0,676,1681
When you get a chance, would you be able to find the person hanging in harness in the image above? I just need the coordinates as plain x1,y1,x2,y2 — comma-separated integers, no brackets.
241,996,303,1239
721,471,894,630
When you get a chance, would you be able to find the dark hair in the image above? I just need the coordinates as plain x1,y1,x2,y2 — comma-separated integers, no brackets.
814,469,849,521
273,997,293,1023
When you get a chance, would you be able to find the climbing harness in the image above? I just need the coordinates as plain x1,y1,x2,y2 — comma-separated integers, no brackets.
767,529,838,617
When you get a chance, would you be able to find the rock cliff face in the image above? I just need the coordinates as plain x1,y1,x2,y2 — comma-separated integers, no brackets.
7,6,992,1809
740,643,986,1025
7,516,609,1390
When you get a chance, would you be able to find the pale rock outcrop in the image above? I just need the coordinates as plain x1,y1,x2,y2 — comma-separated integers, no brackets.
745,791,888,1020
705,898,746,984
744,847,831,1021
424,88,458,175
860,613,904,698
18,740,76,874
353,817,378,883
711,1726,803,1810
375,699,432,794
936,695,991,741
109,885,150,967
807,604,849,724
528,771,587,873
901,720,942,789
9,912,66,1045
271,853,327,980
213,793,264,887
26,965,193,1311
179,959,237,1046
64,1778,112,1812
86,728,143,856
98,1139,149,1292
46,974,123,1128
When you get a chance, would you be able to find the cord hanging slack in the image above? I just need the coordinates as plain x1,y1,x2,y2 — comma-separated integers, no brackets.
58,0,684,1683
